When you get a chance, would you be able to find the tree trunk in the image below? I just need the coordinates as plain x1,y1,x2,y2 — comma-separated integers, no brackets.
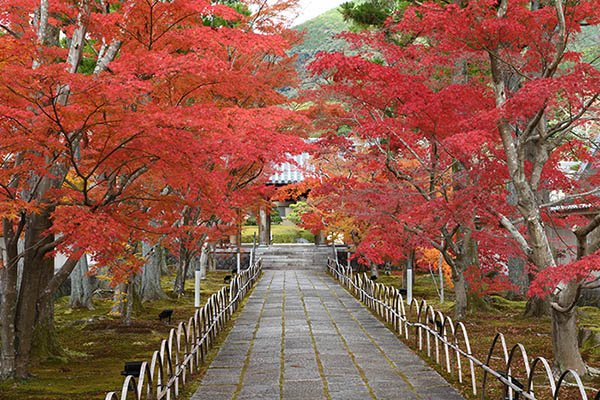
33,243,60,361
453,270,468,320
121,274,141,326
160,247,170,275
507,256,529,297
488,38,587,373
1,214,80,379
549,280,587,374
200,245,208,279
110,283,126,316
0,230,18,380
521,219,554,318
123,282,134,326
524,296,550,317
443,227,477,321
173,246,190,296
69,256,95,309
139,243,166,302
32,292,61,361
13,212,55,378
370,263,379,278
551,306,586,375
208,242,217,272
258,206,271,245
187,256,200,279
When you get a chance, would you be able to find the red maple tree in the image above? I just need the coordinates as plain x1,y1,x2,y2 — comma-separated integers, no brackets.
0,0,304,379
305,0,599,373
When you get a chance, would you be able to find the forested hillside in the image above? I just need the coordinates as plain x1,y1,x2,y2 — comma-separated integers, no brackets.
291,7,351,91
574,25,600,66
290,5,599,93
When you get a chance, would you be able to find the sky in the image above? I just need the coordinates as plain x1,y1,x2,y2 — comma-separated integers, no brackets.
293,0,347,25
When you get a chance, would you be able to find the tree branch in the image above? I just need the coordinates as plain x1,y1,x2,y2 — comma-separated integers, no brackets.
0,23,21,38
544,0,568,78
574,213,600,238
497,211,533,257
39,255,80,305
94,40,122,74
546,94,599,139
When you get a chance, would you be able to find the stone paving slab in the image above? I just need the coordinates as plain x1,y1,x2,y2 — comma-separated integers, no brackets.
191,270,464,400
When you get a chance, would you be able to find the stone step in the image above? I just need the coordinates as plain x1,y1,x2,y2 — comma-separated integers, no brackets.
262,265,324,270
261,258,329,263
258,251,331,256
260,255,328,258
258,255,330,260
262,263,327,268
249,245,336,271
260,261,328,267
259,253,328,257
257,254,331,259
261,255,326,258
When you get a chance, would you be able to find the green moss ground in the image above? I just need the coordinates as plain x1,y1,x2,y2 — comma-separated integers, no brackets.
0,271,230,400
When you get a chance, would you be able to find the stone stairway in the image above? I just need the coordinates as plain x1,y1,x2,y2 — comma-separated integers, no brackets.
253,244,333,270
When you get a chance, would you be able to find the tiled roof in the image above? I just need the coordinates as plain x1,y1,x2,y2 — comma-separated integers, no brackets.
269,153,311,185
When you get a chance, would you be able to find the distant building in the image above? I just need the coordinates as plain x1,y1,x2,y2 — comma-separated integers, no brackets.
268,152,311,219
269,152,310,185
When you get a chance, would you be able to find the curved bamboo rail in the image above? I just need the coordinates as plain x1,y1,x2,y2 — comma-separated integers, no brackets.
327,259,599,400
104,259,262,400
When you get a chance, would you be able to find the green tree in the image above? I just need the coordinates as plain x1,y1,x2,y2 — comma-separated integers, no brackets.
339,0,405,29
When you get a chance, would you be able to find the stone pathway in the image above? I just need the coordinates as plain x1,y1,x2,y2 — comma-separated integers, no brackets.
191,270,464,400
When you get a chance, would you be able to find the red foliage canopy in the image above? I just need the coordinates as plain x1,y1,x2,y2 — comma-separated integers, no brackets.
304,0,600,296
0,0,306,281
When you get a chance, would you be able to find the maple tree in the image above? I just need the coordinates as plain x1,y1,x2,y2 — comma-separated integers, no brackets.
304,54,519,320
305,126,520,315
0,0,304,379
306,0,599,374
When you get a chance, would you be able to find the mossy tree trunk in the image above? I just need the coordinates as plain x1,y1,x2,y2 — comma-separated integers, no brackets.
0,226,19,379
140,242,167,302
187,256,200,278
551,281,585,374
110,284,126,316
69,256,96,310
174,245,192,296
452,269,468,320
123,280,134,326
369,262,379,279
208,242,217,272
120,274,143,326
0,210,77,379
437,226,478,321
199,244,209,279
32,293,62,360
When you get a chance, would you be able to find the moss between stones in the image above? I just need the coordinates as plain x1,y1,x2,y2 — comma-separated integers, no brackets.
296,272,331,400
231,272,273,400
